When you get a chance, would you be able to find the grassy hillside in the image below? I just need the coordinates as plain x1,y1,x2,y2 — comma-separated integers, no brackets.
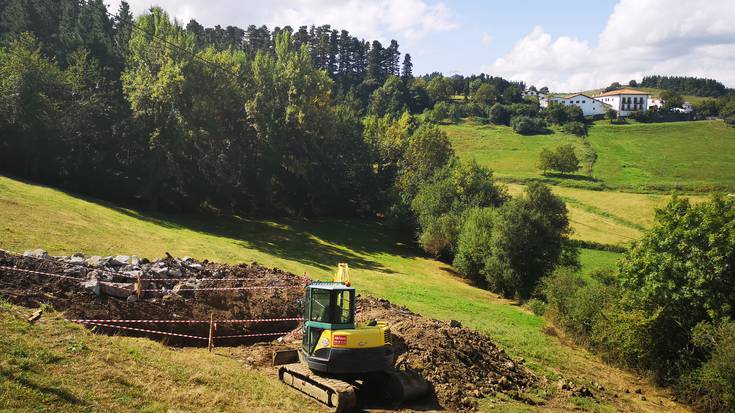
0,175,687,412
442,121,586,181
0,301,319,412
445,119,735,192
588,120,735,191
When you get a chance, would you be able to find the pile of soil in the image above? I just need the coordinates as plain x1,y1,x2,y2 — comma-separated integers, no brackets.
0,250,306,345
357,296,538,411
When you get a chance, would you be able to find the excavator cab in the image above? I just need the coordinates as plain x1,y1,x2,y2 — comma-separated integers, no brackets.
301,282,393,374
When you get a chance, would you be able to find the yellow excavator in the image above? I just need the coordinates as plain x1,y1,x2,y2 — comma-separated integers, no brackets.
273,264,428,411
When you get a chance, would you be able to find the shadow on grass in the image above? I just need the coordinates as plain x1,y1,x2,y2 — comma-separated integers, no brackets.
541,172,599,182
1,369,86,405
33,181,423,274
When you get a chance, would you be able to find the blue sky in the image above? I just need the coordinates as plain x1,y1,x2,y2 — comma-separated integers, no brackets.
111,0,735,91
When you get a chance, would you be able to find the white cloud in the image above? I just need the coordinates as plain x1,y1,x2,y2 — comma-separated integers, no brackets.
481,32,493,46
107,0,457,42
486,0,735,91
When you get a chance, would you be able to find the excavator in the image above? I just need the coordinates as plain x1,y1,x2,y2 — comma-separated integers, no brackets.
273,264,428,411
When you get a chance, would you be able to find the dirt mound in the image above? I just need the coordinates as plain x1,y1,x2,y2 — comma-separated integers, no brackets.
357,296,538,411
0,250,306,345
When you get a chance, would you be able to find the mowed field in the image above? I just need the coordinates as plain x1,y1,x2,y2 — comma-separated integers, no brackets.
0,175,686,413
444,119,735,192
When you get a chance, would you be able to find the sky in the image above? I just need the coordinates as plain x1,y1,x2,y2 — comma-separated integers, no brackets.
107,0,735,91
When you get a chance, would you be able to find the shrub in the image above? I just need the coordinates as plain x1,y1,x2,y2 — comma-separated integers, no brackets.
539,268,619,341
537,144,580,174
488,103,511,125
510,103,538,118
563,105,584,122
453,207,495,283
679,322,735,412
526,298,546,316
511,115,547,135
562,121,587,137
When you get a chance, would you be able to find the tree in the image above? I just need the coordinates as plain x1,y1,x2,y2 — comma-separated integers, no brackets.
368,75,408,117
562,121,587,137
426,76,453,104
615,196,735,379
604,82,622,92
395,123,454,205
539,86,549,94
473,83,496,106
400,53,413,81
501,85,522,103
661,90,684,111
537,144,580,175
544,102,567,125
488,103,511,126
629,79,638,87
112,1,133,66
412,160,507,259
511,115,546,135
605,108,618,123
455,182,572,298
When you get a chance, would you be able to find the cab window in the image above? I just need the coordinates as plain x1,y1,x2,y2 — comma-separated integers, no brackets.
310,289,332,323
335,290,353,324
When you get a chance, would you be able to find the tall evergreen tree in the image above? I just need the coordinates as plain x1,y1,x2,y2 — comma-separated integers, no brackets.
401,53,413,81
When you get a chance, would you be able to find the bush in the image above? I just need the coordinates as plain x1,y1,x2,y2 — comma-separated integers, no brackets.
510,103,538,118
526,298,546,316
562,121,587,137
511,115,547,135
680,322,735,412
563,105,584,123
459,183,573,298
537,144,580,174
539,268,619,341
488,103,511,126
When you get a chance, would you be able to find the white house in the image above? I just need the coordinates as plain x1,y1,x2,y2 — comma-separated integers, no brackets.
594,89,649,117
541,93,609,117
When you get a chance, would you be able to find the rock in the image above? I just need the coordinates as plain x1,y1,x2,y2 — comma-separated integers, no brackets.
187,263,203,271
85,256,104,267
23,249,48,259
450,319,462,328
140,257,150,264
97,281,135,298
68,256,85,265
110,255,130,266
127,294,137,302
131,255,140,266
168,268,182,277
81,279,100,295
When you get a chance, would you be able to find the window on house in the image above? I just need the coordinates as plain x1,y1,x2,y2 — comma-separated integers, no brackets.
582,100,586,103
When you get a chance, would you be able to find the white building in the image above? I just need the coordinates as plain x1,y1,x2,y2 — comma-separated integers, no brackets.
541,93,609,117
594,89,649,117
674,101,693,114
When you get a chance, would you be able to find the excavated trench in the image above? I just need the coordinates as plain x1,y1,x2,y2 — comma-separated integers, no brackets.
0,250,538,411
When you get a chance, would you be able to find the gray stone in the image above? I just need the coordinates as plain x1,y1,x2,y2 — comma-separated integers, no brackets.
131,255,140,266
97,281,134,298
110,255,130,266
23,249,48,259
187,263,203,271
151,266,168,274
68,256,85,265
167,268,182,277
80,279,99,294
85,256,104,266
72,252,85,258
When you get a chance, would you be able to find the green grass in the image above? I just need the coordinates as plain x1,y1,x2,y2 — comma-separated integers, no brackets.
442,121,587,180
587,120,735,191
0,303,320,412
445,119,735,192
0,175,683,412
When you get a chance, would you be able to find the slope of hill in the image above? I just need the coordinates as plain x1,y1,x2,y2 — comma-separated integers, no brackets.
444,119,735,192
0,175,686,412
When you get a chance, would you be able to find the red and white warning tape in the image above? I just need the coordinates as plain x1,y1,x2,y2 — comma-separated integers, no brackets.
69,317,303,324
0,265,83,281
75,321,208,340
215,331,291,339
72,320,292,340
142,285,302,292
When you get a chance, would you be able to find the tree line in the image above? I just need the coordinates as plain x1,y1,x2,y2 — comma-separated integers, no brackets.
641,75,732,97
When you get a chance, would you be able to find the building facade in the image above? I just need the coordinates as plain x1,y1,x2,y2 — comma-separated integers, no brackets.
594,89,649,117
541,93,609,117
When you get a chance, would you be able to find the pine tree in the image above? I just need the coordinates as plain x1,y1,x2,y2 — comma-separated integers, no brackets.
113,1,133,66
401,53,413,81
367,40,384,82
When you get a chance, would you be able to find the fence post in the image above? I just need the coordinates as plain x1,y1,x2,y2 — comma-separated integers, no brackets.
208,312,214,352
136,273,143,300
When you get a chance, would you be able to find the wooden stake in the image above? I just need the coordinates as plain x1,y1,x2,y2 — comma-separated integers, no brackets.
135,273,142,300
208,312,215,352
